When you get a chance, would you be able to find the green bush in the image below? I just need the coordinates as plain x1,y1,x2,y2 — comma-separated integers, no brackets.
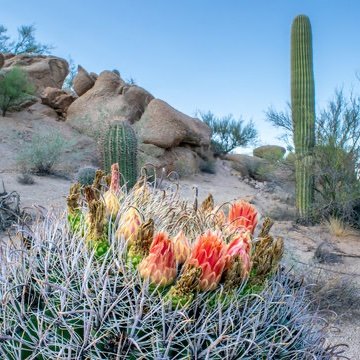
0,67,34,117
198,111,258,155
76,166,98,186
313,143,360,226
16,132,69,175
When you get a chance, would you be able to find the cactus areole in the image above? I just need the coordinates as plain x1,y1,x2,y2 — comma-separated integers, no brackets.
291,15,316,222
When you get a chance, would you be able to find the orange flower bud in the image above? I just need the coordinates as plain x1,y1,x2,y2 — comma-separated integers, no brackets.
186,231,227,291
172,231,191,264
228,200,258,234
138,232,177,286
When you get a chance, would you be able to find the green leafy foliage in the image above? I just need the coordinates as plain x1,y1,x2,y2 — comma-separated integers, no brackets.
0,24,53,54
0,67,34,116
16,132,69,175
198,111,258,155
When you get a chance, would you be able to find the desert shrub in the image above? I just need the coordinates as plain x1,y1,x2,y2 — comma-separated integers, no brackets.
76,166,98,186
0,67,34,117
16,172,35,185
313,143,360,226
0,183,21,231
199,157,216,174
16,132,69,175
198,111,258,155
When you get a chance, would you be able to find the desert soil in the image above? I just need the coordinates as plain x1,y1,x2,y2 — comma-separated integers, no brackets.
1,108,359,359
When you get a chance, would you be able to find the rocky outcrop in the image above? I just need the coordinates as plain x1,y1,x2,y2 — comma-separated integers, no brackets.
66,71,153,136
134,99,211,149
253,145,286,160
2,55,68,95
66,68,211,177
41,87,76,118
73,65,95,96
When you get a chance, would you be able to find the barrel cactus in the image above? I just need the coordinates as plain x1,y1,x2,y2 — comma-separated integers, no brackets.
291,14,316,222
0,172,346,359
103,122,138,189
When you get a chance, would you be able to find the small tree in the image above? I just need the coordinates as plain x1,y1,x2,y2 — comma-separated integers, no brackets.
0,24,53,55
0,67,34,116
198,111,258,155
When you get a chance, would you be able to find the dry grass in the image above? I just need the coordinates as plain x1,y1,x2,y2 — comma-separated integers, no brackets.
324,216,356,237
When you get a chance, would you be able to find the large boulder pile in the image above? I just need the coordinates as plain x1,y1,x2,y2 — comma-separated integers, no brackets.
2,54,69,95
66,67,212,175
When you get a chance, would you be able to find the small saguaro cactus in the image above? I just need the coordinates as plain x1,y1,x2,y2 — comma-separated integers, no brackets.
103,121,138,189
291,14,316,222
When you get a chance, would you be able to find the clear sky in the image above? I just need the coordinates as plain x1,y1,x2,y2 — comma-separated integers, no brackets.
2,1,360,148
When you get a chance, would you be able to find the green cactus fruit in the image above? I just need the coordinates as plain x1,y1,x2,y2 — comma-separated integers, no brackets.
103,122,138,189
291,14,316,222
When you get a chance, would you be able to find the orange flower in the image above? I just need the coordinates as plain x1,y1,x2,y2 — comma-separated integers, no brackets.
172,231,191,264
138,232,176,286
228,200,258,234
116,208,141,243
186,231,227,291
227,230,252,275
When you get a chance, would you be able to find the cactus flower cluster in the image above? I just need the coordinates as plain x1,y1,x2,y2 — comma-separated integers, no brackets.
67,163,283,305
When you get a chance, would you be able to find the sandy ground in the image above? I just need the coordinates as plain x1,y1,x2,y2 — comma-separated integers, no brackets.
1,108,359,358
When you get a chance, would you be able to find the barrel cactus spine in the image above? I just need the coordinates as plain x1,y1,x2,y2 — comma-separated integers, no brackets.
103,121,138,189
291,14,316,222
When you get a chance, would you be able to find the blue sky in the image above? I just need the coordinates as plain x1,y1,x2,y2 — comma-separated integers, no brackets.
2,1,360,149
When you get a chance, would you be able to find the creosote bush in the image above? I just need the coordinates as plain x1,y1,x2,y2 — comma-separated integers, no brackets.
0,169,346,359
16,132,69,175
0,67,34,117
198,111,258,155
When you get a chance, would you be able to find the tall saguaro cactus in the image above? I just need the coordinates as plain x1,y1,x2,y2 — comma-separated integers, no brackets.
291,15,316,222
103,122,138,189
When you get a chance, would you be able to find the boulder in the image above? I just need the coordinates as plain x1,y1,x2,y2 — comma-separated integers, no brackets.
253,145,286,160
66,71,154,137
134,99,211,149
41,87,76,117
225,154,267,180
73,65,95,96
2,54,69,95
138,143,201,177
169,147,200,176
